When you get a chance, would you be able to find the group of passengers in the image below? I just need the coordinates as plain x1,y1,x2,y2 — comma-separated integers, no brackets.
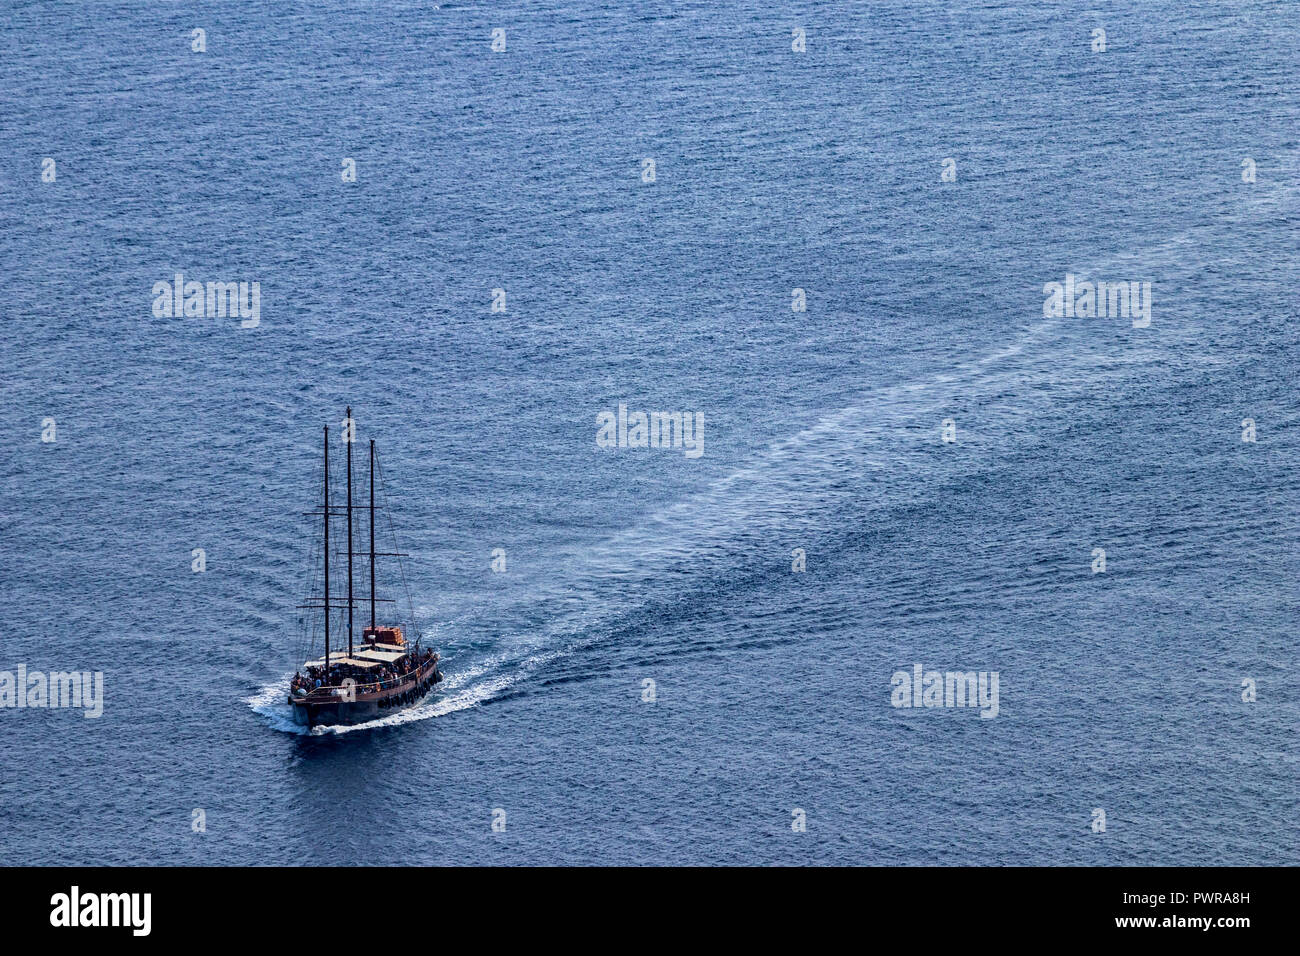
290,647,437,697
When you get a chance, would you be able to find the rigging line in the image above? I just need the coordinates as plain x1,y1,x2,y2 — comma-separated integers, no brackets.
298,455,326,663
301,531,322,660
375,453,420,645
323,444,345,652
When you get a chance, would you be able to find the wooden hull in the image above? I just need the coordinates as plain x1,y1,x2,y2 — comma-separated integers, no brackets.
289,659,442,728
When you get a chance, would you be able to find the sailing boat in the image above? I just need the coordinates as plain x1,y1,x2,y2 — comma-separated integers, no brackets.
288,407,442,727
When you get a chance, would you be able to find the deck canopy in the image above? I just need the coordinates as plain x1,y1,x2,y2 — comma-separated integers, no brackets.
302,657,382,670
353,648,405,663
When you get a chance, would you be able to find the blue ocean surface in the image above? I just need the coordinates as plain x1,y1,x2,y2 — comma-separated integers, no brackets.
1,0,1297,864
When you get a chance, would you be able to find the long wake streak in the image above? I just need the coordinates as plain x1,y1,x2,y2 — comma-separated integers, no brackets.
250,155,1292,735
249,315,1143,735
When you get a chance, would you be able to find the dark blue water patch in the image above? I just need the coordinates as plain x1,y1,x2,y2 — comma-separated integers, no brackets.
0,0,1297,865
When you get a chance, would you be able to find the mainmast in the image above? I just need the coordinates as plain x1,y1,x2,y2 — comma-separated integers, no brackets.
369,438,377,632
346,406,354,659
323,424,330,676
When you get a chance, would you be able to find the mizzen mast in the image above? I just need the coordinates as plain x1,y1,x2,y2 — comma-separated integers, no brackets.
369,437,377,632
323,423,330,676
346,406,354,659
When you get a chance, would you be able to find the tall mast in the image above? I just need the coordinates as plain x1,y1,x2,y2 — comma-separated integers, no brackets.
369,438,377,631
323,424,330,676
346,406,354,659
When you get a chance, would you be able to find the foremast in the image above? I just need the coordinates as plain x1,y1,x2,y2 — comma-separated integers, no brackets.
346,406,355,659
323,423,330,675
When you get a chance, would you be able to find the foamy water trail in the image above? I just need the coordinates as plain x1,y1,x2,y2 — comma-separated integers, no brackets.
250,161,1295,735
246,317,1147,734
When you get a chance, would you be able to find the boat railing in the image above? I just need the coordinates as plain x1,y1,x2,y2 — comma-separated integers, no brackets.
293,659,437,702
